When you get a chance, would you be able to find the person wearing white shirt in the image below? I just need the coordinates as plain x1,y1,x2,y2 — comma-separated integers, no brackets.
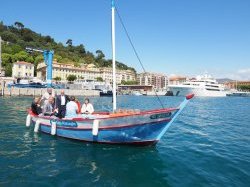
65,96,78,118
41,88,55,106
81,98,94,114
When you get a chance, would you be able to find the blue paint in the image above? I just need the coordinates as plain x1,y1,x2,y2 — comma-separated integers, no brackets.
40,121,168,143
43,50,54,88
111,0,115,8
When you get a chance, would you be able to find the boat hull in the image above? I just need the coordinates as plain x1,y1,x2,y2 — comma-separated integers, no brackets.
226,92,250,97
30,109,176,145
168,86,228,97
32,119,171,145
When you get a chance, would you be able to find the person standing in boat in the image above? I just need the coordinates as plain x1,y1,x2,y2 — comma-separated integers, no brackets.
55,90,70,118
81,98,94,114
41,88,56,106
65,96,78,118
42,96,56,116
31,97,42,115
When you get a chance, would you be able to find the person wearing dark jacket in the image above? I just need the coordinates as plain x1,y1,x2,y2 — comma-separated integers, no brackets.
31,97,42,115
55,90,70,118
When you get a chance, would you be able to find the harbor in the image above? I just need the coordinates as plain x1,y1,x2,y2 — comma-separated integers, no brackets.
0,0,250,186
0,96,249,186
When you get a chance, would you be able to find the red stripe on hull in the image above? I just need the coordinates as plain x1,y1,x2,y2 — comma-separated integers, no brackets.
29,108,177,121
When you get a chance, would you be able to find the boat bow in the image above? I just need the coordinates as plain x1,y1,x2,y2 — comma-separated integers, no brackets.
156,93,194,140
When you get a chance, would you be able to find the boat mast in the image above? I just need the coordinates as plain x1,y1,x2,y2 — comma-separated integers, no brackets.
111,0,117,111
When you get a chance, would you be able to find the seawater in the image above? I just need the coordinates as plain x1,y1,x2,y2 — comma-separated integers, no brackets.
0,96,249,187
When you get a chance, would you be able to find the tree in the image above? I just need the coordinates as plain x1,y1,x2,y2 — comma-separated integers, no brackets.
14,21,24,30
54,54,63,62
34,55,44,64
0,21,6,32
21,28,33,42
1,53,13,66
84,52,95,64
54,76,62,81
1,31,18,43
4,63,12,77
67,74,77,82
238,85,250,91
96,50,105,59
75,44,86,55
96,77,104,82
121,80,138,85
13,51,29,62
66,39,72,47
44,35,54,43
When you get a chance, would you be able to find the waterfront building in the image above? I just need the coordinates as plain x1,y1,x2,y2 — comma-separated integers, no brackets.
12,61,34,78
36,61,136,84
224,81,250,89
137,72,168,89
168,75,187,85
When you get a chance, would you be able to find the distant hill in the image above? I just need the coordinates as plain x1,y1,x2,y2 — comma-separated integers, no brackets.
0,21,136,76
216,78,234,84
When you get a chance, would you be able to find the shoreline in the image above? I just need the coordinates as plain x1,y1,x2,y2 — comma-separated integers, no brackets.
0,87,100,97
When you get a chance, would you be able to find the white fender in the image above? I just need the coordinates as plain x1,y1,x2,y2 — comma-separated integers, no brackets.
34,120,40,133
51,121,57,135
92,120,99,136
26,114,31,127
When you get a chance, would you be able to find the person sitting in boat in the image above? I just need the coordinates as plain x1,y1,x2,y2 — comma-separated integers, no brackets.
31,97,42,115
41,88,56,106
42,96,56,116
75,97,81,114
65,96,78,118
81,98,94,114
55,90,70,118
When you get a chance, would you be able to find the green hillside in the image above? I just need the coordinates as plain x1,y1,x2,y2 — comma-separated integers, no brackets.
0,21,136,76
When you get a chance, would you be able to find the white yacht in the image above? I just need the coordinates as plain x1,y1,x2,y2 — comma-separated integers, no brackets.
168,74,229,97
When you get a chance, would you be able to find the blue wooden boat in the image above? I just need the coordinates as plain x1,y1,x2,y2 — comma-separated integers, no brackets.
27,94,194,146
25,0,194,146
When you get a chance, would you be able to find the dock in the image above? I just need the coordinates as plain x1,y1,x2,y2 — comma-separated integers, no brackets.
0,85,99,97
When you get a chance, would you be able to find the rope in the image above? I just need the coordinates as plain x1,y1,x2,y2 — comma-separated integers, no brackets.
115,6,165,109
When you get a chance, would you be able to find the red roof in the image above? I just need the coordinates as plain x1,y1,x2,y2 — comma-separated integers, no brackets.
14,61,33,65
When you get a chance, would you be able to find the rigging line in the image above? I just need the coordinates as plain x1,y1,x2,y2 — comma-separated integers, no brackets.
115,6,165,109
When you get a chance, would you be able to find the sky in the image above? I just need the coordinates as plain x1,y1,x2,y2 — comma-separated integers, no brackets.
0,0,250,80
